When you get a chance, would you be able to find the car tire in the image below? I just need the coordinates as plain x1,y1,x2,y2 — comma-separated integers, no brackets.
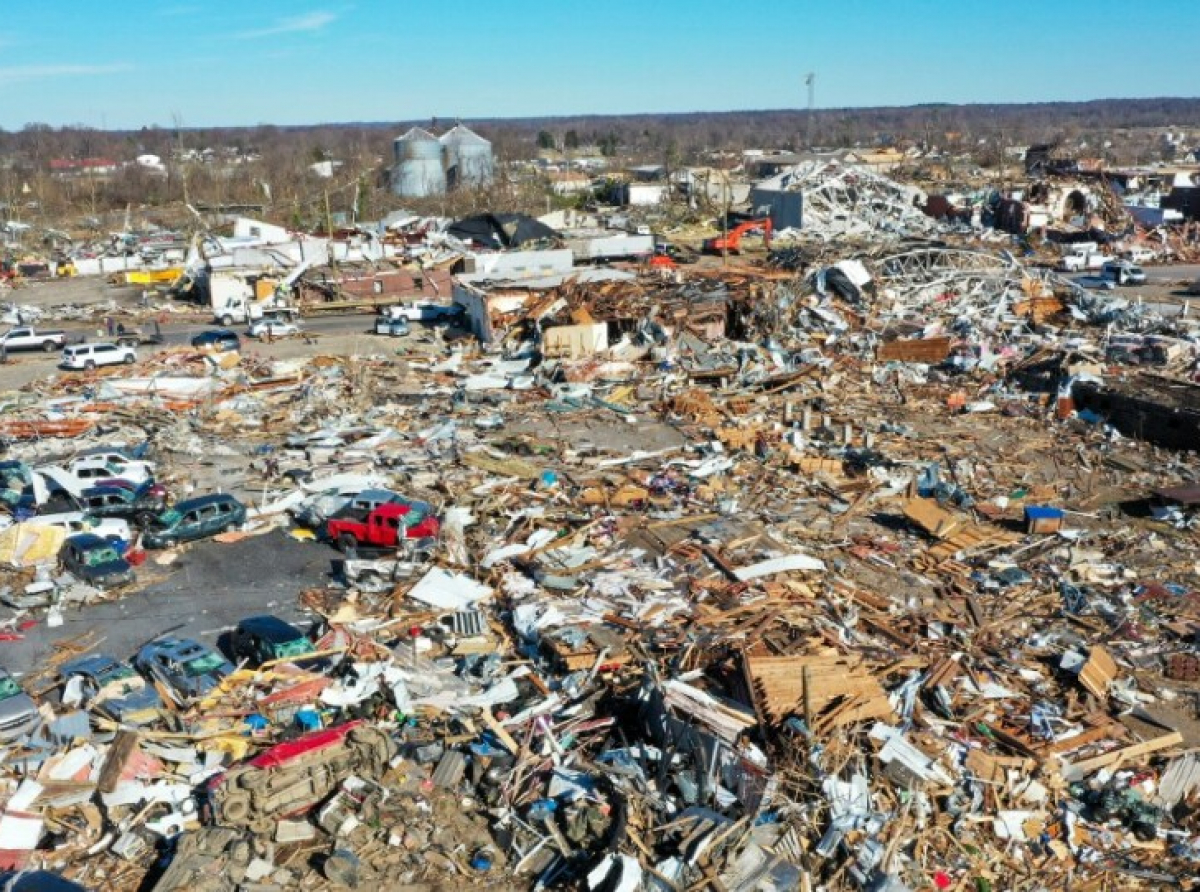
221,315,234,327
42,340,56,353
219,792,252,825
84,360,96,370
123,353,135,364
337,533,358,556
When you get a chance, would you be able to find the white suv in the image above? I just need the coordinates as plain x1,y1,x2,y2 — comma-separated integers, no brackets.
60,343,137,370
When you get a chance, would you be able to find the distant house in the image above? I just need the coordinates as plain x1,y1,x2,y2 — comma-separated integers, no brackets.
548,171,592,196
617,182,668,206
627,164,666,182
48,158,119,177
843,147,905,172
309,160,343,179
135,154,167,176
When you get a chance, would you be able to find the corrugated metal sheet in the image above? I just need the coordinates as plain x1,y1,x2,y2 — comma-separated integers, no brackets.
450,609,487,637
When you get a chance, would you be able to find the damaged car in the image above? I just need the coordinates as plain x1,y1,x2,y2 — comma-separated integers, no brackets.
0,668,41,741
134,637,233,705
61,654,162,725
59,533,135,588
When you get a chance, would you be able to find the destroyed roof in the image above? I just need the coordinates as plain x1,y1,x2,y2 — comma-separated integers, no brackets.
446,213,560,249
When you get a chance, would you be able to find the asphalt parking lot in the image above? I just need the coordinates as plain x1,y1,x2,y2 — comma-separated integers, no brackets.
0,530,337,677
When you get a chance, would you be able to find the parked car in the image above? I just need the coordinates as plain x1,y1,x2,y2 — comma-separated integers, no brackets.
290,486,373,530
191,329,242,352
60,533,135,588
1120,247,1157,264
0,461,32,509
230,615,324,668
1101,261,1147,286
142,493,246,549
0,668,41,740
300,487,396,532
59,343,137,370
385,301,464,323
134,637,233,704
247,320,300,340
79,481,168,523
374,315,410,337
60,653,162,725
28,512,131,545
76,443,150,461
0,327,67,353
11,480,81,517
63,452,155,485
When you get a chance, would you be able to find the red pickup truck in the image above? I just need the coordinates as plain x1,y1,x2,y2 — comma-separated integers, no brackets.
326,499,440,553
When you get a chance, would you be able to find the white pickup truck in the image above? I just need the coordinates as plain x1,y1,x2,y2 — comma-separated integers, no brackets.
1057,242,1113,272
0,327,68,353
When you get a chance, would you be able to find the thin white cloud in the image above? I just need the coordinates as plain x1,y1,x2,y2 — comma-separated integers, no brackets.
0,63,132,87
236,11,336,40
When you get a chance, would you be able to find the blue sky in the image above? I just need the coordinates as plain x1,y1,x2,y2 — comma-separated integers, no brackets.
1,0,1197,129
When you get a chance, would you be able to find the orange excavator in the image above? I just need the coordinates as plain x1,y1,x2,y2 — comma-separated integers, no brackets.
702,218,772,255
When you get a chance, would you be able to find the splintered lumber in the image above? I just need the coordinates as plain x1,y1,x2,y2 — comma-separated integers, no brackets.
1078,645,1118,700
1061,731,1184,781
0,419,96,439
742,653,894,730
903,496,964,539
877,337,952,363
98,731,140,793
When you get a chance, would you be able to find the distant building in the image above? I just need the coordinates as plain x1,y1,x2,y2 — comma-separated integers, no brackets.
48,158,119,177
308,160,343,179
548,171,592,195
617,182,668,206
135,154,167,176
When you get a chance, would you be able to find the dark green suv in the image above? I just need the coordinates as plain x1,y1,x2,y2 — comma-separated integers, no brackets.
143,493,246,549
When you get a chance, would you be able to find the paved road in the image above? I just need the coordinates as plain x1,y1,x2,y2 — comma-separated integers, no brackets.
1146,264,1200,285
0,312,410,389
57,312,382,346
0,530,339,677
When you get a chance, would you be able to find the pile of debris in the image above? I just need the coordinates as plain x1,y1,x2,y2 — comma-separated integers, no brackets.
0,243,1199,892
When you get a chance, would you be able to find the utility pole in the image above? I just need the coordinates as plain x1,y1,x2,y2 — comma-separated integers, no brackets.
324,189,338,277
721,176,729,268
805,73,816,148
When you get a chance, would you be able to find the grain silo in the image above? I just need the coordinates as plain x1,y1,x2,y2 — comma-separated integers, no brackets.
392,127,447,198
440,124,494,190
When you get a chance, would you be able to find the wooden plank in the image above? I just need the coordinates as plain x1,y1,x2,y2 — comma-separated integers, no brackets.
1063,731,1184,780
877,337,952,363
98,730,139,794
1078,645,1118,700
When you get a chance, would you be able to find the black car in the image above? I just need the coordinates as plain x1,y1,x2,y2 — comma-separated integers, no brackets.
191,329,242,352
230,614,324,668
60,533,135,588
79,481,168,523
